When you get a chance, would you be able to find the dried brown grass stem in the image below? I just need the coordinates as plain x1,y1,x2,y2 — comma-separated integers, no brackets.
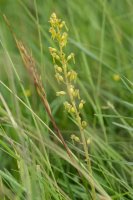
3,15,72,159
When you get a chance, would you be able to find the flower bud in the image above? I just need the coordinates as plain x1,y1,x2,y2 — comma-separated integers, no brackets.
56,66,62,72
87,138,91,144
71,134,80,142
58,75,64,82
73,89,80,99
49,47,57,53
79,100,85,110
67,53,75,63
82,121,87,128
70,107,75,113
70,71,77,81
69,85,74,94
64,102,72,112
51,13,56,19
49,27,56,39
55,73,64,82
74,136,80,142
55,55,60,60
60,32,68,47
56,91,66,96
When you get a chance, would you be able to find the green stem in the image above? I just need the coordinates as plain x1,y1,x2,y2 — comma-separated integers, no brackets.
60,47,96,199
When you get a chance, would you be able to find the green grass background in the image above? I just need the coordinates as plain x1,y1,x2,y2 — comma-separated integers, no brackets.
0,0,133,199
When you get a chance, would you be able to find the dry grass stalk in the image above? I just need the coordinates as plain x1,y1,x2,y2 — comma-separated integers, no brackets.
3,15,72,159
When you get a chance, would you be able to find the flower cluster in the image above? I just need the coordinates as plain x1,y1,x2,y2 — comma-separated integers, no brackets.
71,134,80,143
49,13,87,130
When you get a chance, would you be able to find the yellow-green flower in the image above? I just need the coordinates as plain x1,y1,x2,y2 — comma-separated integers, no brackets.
113,74,120,81
56,91,66,96
24,89,31,97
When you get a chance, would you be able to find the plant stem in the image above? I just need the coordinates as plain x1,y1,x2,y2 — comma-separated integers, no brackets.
59,45,96,200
